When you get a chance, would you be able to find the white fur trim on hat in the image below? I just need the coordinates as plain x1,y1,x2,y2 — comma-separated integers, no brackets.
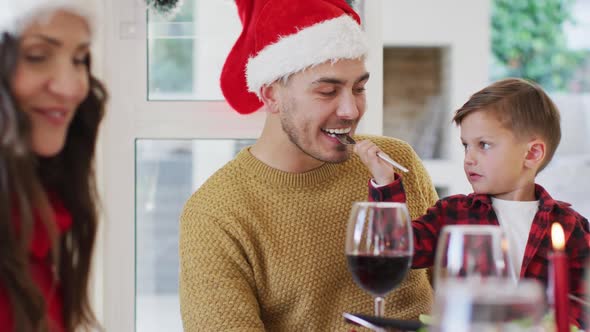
246,15,368,96
0,0,95,39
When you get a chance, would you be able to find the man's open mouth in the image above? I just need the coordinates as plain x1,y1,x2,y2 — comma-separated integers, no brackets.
321,127,351,138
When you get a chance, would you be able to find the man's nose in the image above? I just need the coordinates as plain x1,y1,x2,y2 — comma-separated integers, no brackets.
336,91,360,120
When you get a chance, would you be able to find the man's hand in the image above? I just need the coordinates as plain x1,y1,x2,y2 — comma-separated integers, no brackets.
353,139,397,186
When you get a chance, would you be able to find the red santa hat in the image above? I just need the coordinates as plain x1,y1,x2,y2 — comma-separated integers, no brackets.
221,0,368,114
0,0,96,40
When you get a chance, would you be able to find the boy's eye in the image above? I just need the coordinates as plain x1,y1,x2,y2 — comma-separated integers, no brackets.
480,142,491,150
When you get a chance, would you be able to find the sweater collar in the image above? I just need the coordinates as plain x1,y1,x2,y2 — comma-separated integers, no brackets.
236,147,344,188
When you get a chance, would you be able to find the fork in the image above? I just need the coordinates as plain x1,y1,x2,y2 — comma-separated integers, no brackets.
336,135,409,173
569,293,590,308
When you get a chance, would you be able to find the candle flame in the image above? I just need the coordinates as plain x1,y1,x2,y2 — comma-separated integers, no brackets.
551,222,565,251
501,238,509,252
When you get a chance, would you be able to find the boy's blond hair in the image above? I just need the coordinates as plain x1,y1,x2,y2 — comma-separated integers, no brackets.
453,78,561,173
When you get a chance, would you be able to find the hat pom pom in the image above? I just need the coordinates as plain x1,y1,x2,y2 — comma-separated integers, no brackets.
145,0,184,17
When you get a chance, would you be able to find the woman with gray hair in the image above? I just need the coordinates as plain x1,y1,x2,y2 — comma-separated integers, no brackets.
0,1,107,331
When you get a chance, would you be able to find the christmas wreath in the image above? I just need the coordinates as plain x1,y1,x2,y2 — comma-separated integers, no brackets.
145,0,183,17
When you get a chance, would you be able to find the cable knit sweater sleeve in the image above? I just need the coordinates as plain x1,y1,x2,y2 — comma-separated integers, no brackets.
179,210,264,331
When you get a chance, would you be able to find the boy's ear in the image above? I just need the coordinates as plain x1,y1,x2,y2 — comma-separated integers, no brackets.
524,139,546,170
259,83,281,114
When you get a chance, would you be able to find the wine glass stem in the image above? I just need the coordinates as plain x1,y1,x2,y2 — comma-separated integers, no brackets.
374,296,384,316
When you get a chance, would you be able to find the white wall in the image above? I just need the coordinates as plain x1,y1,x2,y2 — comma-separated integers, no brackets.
356,0,384,136
91,0,107,324
381,0,491,194
194,1,240,99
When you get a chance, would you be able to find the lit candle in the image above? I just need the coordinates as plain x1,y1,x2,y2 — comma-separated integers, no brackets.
549,222,569,332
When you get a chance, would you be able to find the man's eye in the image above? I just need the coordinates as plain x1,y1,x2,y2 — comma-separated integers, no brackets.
353,87,366,94
319,90,337,96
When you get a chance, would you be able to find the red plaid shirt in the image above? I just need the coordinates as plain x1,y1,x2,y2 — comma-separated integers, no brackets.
370,179,590,328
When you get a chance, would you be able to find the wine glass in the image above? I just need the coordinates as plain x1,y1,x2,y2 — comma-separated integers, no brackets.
433,225,511,288
430,278,545,332
345,202,413,316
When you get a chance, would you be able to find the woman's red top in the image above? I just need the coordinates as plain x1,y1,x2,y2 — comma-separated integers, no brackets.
0,195,72,331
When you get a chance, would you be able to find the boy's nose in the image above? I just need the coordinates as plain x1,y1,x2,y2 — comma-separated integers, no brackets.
464,150,476,166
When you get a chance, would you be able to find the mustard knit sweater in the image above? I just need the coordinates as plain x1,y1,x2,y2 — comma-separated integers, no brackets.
179,135,438,331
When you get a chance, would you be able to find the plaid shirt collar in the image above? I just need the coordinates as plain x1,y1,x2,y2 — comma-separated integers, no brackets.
468,183,565,212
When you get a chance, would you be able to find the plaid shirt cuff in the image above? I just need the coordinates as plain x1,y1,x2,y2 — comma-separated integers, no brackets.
368,173,406,202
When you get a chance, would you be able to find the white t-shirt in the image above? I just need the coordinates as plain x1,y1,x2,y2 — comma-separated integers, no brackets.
491,197,539,281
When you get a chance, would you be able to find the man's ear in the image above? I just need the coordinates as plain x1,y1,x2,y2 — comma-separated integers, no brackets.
260,83,281,114
524,138,546,170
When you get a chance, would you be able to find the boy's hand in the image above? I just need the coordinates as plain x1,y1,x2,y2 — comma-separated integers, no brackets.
353,140,396,186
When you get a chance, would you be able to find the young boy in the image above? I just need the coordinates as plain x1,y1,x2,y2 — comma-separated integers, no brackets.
355,78,590,328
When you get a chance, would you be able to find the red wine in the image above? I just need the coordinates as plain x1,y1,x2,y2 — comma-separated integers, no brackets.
347,254,411,296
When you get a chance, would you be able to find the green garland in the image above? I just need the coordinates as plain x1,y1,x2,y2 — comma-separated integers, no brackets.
345,0,357,7
145,0,183,17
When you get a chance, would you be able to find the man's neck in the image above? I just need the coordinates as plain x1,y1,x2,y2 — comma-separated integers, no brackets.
250,118,325,173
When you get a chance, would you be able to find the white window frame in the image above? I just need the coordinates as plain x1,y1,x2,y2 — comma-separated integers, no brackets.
97,1,263,330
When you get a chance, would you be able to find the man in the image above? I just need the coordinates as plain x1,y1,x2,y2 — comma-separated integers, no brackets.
179,0,438,330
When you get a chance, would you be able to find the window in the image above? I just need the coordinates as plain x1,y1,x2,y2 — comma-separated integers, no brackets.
491,0,590,217
101,0,264,330
147,0,240,100
136,139,254,332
